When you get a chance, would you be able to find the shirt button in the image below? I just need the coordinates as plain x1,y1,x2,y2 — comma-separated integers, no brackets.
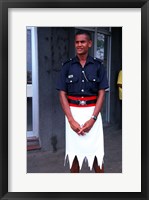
82,80,84,82
70,80,72,83
81,89,84,92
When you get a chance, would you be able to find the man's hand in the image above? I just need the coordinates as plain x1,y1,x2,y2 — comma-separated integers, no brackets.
78,118,95,135
69,119,83,135
118,84,122,88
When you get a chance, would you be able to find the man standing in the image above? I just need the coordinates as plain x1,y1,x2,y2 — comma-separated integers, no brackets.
117,70,122,101
56,30,109,173
117,69,122,128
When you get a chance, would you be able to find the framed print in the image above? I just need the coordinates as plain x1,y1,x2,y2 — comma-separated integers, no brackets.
0,0,149,199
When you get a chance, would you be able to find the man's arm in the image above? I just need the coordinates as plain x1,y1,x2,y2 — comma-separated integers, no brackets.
59,91,82,135
117,70,122,88
78,89,105,134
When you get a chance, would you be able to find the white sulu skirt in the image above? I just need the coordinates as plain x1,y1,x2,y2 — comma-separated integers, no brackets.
64,106,104,170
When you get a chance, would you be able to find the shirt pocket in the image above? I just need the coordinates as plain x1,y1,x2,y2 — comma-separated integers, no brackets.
65,76,79,93
87,75,100,93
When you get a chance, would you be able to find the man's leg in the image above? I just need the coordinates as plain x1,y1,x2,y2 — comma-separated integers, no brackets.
93,156,104,173
70,156,80,173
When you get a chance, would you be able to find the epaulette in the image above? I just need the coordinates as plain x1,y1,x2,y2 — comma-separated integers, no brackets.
93,57,104,65
61,58,72,66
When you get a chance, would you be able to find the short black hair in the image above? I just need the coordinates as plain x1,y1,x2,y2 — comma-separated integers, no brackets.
75,30,92,40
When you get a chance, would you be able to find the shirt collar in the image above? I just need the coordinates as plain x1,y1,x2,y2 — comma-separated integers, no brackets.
72,55,95,64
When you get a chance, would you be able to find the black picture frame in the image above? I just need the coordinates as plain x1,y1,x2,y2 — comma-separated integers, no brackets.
0,0,148,199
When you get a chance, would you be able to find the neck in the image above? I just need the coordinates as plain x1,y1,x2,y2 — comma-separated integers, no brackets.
77,53,88,61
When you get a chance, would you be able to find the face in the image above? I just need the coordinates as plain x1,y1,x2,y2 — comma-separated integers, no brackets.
75,34,92,56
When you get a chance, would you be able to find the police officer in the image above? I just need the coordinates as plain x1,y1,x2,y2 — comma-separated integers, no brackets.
56,30,109,173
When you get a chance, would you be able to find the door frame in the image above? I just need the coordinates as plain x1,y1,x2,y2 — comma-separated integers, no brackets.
27,27,39,138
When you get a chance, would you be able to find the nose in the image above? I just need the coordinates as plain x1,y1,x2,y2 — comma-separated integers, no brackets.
77,42,82,47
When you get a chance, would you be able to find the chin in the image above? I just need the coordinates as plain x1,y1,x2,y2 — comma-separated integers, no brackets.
77,52,85,55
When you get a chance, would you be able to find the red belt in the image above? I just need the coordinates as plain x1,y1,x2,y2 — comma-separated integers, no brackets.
67,96,97,107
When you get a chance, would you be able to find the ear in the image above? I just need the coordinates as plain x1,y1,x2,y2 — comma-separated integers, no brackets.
88,40,92,48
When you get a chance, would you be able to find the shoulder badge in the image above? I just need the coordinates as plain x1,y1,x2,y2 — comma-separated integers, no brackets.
62,58,72,66
94,57,104,65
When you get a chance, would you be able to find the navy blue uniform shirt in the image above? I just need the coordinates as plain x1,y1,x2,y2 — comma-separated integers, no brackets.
56,55,109,96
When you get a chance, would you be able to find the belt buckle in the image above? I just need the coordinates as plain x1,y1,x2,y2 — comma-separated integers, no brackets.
79,100,86,106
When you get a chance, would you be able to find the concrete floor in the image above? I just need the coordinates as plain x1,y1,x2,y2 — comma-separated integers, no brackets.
27,125,122,173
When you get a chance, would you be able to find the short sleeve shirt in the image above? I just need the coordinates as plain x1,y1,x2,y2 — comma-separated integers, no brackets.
56,56,109,96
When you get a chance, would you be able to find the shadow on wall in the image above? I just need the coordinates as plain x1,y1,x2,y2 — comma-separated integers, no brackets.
51,135,58,152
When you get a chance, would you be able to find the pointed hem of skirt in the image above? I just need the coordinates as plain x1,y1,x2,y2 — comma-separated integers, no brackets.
64,153,104,171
